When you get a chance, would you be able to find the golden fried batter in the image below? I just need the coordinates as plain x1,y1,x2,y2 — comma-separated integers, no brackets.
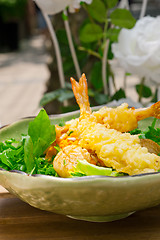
52,74,160,177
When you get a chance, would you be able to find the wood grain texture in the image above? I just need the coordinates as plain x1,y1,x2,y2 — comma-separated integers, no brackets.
0,194,160,240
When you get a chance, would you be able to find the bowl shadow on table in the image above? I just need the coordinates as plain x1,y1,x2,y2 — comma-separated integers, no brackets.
0,195,160,240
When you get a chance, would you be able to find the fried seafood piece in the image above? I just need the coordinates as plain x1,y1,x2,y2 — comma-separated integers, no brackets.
45,125,80,161
93,102,160,132
78,120,160,175
53,145,96,178
67,74,160,132
68,74,160,175
45,125,69,161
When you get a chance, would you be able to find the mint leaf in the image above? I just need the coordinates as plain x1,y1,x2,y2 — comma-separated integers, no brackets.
28,109,56,158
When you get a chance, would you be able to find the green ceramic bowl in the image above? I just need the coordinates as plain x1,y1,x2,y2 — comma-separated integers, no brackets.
0,111,160,222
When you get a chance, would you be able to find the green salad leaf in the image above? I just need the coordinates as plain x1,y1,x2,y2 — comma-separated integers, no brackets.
0,109,57,176
24,136,34,173
0,138,25,171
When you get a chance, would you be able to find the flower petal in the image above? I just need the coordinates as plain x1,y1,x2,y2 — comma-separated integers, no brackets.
112,16,160,82
34,0,72,15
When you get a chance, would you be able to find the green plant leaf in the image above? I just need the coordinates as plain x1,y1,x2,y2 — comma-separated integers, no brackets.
110,9,136,29
111,88,126,101
24,136,35,173
0,0,27,22
61,105,79,114
80,23,103,43
95,93,108,104
151,89,158,103
56,29,68,45
104,0,118,8
0,149,14,168
107,42,114,60
136,84,152,98
62,11,68,21
90,61,103,90
58,90,74,102
125,72,131,76
39,90,60,107
63,59,75,74
106,28,121,42
0,110,58,177
88,88,96,97
86,0,106,23
28,109,56,158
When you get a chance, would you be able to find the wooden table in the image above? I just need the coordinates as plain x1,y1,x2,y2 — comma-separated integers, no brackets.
0,186,160,240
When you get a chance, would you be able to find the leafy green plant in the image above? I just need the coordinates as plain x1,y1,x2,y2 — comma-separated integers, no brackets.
130,118,160,145
0,0,27,21
0,109,57,175
40,0,136,111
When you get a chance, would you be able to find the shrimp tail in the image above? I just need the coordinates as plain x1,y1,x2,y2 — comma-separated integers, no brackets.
134,101,160,121
70,73,92,117
151,101,160,119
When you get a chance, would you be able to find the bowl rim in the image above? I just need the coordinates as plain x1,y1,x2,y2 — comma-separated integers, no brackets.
0,111,160,181
0,166,160,181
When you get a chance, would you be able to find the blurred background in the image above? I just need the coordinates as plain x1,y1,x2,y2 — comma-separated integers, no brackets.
0,0,160,126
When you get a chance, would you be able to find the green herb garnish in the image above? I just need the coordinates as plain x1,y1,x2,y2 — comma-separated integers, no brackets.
130,118,160,145
0,109,57,176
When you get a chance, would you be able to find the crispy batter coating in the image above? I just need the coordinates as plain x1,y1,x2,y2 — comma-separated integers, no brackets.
53,145,93,177
92,103,138,132
69,74,160,133
52,74,160,177
69,74,160,175
77,119,160,175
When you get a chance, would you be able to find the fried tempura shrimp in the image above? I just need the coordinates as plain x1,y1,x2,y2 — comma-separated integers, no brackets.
67,74,160,175
53,145,95,177
67,73,160,132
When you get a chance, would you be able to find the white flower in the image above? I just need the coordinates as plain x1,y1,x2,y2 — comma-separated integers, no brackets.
34,0,71,15
112,16,160,83
34,0,92,15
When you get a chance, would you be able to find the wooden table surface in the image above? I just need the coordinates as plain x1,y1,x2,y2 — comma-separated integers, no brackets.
0,187,160,240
